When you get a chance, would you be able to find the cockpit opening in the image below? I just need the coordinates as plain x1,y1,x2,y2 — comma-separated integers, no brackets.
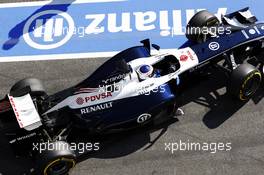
153,55,181,76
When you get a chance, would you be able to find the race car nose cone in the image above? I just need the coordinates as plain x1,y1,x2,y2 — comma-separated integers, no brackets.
139,65,152,74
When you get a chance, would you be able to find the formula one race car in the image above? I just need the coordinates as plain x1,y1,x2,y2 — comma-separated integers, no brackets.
1,7,264,175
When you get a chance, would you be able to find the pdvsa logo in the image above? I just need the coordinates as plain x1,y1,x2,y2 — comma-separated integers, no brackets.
75,92,113,105
76,97,84,105
23,10,75,50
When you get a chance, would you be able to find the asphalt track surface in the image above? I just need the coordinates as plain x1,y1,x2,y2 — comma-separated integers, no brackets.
0,1,264,175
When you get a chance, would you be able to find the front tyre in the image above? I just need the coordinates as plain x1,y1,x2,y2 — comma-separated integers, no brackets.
186,10,220,43
228,64,262,101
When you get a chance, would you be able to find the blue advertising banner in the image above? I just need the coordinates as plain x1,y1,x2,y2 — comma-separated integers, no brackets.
0,0,263,61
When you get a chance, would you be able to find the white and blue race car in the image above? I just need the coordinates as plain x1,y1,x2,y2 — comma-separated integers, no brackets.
1,7,264,175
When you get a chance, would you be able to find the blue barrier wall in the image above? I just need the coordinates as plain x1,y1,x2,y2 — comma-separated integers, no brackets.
0,0,263,61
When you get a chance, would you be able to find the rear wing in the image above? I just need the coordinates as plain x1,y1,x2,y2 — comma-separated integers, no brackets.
8,93,42,131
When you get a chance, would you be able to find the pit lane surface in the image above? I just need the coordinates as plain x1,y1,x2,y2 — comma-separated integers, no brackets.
0,1,264,175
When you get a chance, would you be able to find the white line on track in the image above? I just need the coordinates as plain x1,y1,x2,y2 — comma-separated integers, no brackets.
0,0,127,8
0,49,176,62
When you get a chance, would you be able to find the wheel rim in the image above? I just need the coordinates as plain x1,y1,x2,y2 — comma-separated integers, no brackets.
45,158,75,175
241,72,262,99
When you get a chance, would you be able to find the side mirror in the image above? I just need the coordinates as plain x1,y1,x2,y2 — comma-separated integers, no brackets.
140,39,161,54
152,44,160,51
140,39,151,54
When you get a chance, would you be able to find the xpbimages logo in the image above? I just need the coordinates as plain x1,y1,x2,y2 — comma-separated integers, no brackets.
23,8,227,50
32,141,100,154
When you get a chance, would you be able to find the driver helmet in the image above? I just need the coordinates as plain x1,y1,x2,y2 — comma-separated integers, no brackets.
137,64,154,80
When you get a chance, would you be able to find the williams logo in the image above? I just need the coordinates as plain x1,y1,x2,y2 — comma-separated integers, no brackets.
23,10,75,50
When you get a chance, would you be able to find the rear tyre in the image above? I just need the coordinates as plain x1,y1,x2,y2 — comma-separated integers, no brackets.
35,141,76,175
186,10,220,43
228,64,262,101
10,78,46,97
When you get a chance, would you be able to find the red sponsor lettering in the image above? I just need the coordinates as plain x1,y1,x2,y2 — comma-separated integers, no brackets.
85,92,112,102
180,55,188,62
76,92,112,105
187,50,194,60
9,96,22,127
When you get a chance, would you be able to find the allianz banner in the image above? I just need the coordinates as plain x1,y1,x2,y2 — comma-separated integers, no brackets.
0,0,263,61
